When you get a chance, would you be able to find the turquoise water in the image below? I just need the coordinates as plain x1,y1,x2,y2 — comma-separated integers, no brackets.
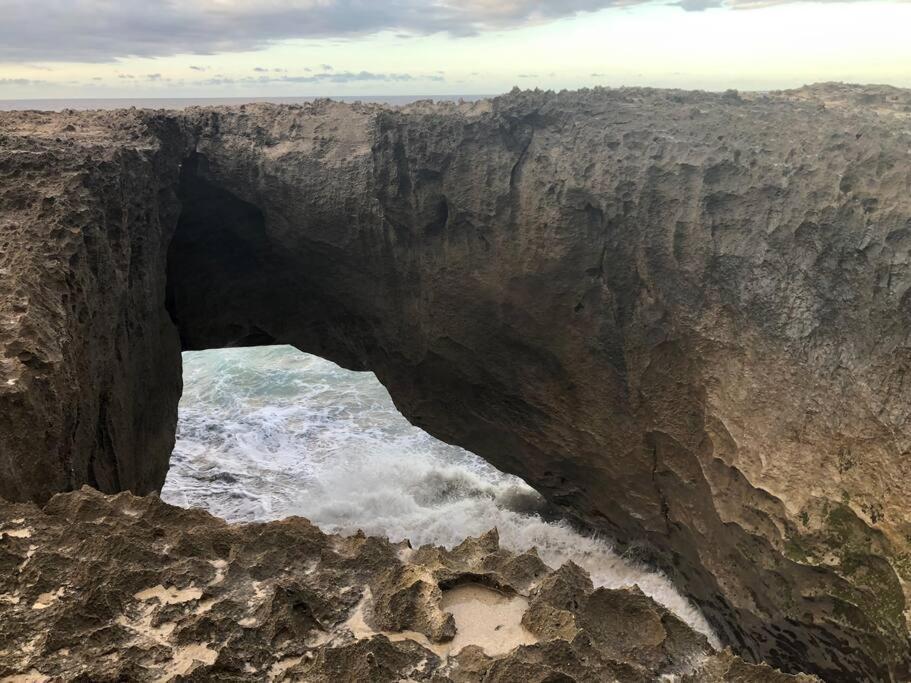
161,345,717,643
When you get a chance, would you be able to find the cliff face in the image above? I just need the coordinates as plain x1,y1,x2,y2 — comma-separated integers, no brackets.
1,85,911,679
0,110,183,502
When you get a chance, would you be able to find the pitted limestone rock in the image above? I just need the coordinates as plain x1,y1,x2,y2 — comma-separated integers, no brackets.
0,488,813,682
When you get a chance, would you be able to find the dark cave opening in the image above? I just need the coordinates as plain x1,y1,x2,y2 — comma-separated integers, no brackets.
166,152,280,350
165,152,375,374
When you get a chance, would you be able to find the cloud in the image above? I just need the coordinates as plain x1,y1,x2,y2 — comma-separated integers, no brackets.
199,70,444,86
679,0,851,9
0,77,44,85
0,0,656,62
677,0,724,9
0,0,887,63
189,65,207,71
286,70,413,82
200,77,237,86
253,67,269,72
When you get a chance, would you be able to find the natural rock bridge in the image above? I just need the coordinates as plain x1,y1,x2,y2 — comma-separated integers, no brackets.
1,84,911,680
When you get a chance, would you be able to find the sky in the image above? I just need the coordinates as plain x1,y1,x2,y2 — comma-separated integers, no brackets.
0,0,909,99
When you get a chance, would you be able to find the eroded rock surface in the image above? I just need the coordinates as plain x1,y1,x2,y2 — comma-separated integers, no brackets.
0,109,183,502
0,488,813,682
2,84,911,678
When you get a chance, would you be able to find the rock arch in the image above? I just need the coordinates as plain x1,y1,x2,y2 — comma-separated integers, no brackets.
2,86,911,679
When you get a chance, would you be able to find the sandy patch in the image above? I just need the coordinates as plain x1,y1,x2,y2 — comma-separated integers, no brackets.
345,583,537,659
441,584,537,656
1,528,32,539
208,559,228,585
153,643,217,683
31,587,64,610
0,671,49,683
134,585,203,605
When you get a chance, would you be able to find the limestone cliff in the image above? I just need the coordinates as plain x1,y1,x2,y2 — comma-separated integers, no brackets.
2,84,911,679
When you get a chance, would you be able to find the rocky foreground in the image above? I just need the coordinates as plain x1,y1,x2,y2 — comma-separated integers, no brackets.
2,84,911,679
0,488,814,682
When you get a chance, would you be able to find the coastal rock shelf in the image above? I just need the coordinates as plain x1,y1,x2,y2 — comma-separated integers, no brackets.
1,84,911,679
0,487,813,682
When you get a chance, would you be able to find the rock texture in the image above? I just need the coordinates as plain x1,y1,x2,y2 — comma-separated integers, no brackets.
0,487,814,682
2,84,911,679
0,110,183,501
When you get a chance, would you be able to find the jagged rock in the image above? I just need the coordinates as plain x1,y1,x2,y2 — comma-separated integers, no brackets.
369,565,457,642
682,649,820,683
2,84,911,678
0,487,801,682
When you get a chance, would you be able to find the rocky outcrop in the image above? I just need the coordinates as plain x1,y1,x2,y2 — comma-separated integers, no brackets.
2,84,911,679
0,487,814,682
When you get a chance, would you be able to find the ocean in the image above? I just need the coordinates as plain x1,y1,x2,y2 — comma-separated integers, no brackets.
160,346,717,645
0,95,486,111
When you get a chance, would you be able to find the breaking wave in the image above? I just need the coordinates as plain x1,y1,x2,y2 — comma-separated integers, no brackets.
161,345,717,645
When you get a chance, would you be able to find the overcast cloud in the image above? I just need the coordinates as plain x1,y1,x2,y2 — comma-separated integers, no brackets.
197,70,444,86
0,1,634,62
0,0,879,63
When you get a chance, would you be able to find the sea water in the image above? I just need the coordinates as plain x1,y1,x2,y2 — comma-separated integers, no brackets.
0,95,486,112
161,345,717,645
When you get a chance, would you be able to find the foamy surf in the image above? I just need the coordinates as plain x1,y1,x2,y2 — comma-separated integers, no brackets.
161,345,718,647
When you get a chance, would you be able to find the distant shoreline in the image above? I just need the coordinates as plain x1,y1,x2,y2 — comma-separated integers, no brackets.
0,94,492,112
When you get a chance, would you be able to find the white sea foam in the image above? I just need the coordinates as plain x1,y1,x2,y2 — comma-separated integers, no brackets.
161,345,718,646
